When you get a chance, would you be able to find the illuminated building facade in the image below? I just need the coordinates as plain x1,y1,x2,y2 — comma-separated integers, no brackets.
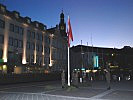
70,45,133,73
47,12,67,72
0,4,67,74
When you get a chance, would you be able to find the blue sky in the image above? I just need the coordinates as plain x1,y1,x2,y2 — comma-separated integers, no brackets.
1,0,133,48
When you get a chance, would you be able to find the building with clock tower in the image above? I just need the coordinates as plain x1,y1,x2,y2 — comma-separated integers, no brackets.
59,10,66,37
47,11,68,72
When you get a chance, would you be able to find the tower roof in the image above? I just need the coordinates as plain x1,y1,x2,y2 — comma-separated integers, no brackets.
60,10,64,18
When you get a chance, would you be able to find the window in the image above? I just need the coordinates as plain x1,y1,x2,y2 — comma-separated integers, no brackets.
39,34,43,41
27,30,31,38
31,55,34,63
19,27,24,35
18,40,23,48
40,45,43,52
45,36,48,43
0,19,5,29
0,50,2,58
0,34,4,44
45,47,48,54
36,44,39,51
31,32,35,39
14,39,18,47
14,25,19,33
48,47,50,54
31,43,35,50
36,33,39,40
9,37,13,46
48,37,50,44
27,42,30,49
9,23,14,32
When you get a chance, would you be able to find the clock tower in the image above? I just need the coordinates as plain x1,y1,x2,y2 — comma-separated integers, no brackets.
59,10,66,35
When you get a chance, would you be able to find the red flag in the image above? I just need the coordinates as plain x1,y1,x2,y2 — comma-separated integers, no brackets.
67,16,73,47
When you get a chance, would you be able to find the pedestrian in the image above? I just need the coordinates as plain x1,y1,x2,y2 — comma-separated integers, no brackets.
105,62,111,90
75,72,79,88
61,70,65,88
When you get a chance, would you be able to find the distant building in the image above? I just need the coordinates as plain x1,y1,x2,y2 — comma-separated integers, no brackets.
0,3,67,74
70,45,133,73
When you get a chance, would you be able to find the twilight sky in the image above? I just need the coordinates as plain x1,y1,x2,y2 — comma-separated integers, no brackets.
1,0,133,48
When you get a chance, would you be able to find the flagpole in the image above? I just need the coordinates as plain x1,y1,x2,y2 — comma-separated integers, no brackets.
68,46,70,86
67,15,73,87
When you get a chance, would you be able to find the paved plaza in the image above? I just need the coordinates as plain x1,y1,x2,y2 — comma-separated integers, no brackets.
0,80,133,100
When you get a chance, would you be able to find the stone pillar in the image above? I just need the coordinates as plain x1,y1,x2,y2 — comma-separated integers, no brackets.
2,16,10,62
42,32,45,66
34,30,37,64
22,24,28,64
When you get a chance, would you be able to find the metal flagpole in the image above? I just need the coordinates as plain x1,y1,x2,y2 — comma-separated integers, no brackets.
68,46,70,86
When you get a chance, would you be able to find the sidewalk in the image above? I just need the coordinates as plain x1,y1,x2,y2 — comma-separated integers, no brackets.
0,80,133,100
42,80,133,100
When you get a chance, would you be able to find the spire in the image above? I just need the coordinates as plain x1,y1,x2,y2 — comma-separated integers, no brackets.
60,9,64,19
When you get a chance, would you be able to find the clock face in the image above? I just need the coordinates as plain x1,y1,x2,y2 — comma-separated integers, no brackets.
61,26,64,30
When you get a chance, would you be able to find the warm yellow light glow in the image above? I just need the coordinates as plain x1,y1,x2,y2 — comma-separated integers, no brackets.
42,34,45,66
3,58,7,62
92,70,97,73
86,70,91,73
50,34,54,38
49,63,52,67
110,66,119,68
112,54,114,56
0,66,2,70
4,15,11,20
3,19,9,63
22,27,27,64
34,50,36,64
3,65,7,70
3,43,8,60
23,23,28,27
22,42,27,64
22,59,26,64
49,37,53,67
33,32,37,64
42,31,45,34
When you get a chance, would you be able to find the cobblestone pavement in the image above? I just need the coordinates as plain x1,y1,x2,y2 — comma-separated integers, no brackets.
0,81,133,100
